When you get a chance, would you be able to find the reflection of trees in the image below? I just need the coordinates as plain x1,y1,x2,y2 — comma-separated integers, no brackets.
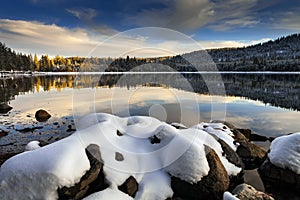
97,73,300,111
1,74,300,111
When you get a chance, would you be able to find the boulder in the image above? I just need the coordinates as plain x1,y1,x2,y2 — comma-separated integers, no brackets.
58,144,106,199
236,141,267,170
35,109,51,122
232,183,274,200
118,176,138,197
171,146,230,200
258,159,300,189
0,102,12,114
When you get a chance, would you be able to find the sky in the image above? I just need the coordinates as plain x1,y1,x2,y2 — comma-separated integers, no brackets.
0,0,300,57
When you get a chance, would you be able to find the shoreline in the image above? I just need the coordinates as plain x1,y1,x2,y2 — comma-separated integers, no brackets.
0,70,300,78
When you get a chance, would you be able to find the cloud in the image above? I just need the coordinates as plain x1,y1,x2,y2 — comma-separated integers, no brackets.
67,8,98,21
0,19,271,58
199,38,271,49
0,19,196,57
0,19,99,56
272,9,300,31
126,0,260,31
127,0,214,31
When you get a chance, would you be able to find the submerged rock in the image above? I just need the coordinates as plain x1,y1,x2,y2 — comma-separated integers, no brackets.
232,183,274,200
35,109,51,122
171,146,230,200
0,102,12,114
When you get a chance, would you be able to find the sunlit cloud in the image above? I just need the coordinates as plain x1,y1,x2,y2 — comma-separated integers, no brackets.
199,38,271,49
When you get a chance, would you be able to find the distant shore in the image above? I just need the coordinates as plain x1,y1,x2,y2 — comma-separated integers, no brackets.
1,70,300,78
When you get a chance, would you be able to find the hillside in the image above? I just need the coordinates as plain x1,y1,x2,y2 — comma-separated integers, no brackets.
203,33,300,71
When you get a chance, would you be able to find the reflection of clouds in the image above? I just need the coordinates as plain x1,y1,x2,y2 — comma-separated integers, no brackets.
224,100,300,137
11,85,300,138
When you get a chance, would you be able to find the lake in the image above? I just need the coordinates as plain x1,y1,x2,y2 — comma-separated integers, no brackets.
1,73,299,137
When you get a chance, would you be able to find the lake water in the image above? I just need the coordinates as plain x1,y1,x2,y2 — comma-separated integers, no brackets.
1,73,299,138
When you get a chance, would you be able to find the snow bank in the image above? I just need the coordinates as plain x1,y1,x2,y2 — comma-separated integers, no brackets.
0,136,90,199
223,191,240,200
25,141,41,151
83,188,133,200
0,113,241,199
268,132,300,174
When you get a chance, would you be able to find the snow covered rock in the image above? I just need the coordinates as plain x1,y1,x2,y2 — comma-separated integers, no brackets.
258,133,300,189
57,144,106,199
231,183,274,200
25,141,41,151
170,146,230,200
0,113,243,199
212,120,267,170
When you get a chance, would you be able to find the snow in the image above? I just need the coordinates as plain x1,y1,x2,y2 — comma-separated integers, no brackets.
135,171,173,199
268,132,300,174
223,191,240,200
192,122,237,151
83,188,133,200
25,141,41,151
0,113,242,199
0,136,90,199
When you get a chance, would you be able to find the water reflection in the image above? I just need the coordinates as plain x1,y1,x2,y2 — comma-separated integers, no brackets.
1,73,300,137
1,74,300,111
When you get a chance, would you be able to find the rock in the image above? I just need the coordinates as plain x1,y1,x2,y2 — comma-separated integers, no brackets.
232,129,248,143
171,146,230,200
58,144,106,200
249,134,269,142
16,125,43,132
0,130,8,137
35,109,51,122
236,141,267,170
236,128,252,139
118,176,138,197
0,102,12,114
149,135,161,144
232,183,274,200
38,140,49,147
115,152,124,161
258,159,300,189
170,122,187,129
218,139,244,189
117,130,123,136
66,124,76,132
210,120,236,130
